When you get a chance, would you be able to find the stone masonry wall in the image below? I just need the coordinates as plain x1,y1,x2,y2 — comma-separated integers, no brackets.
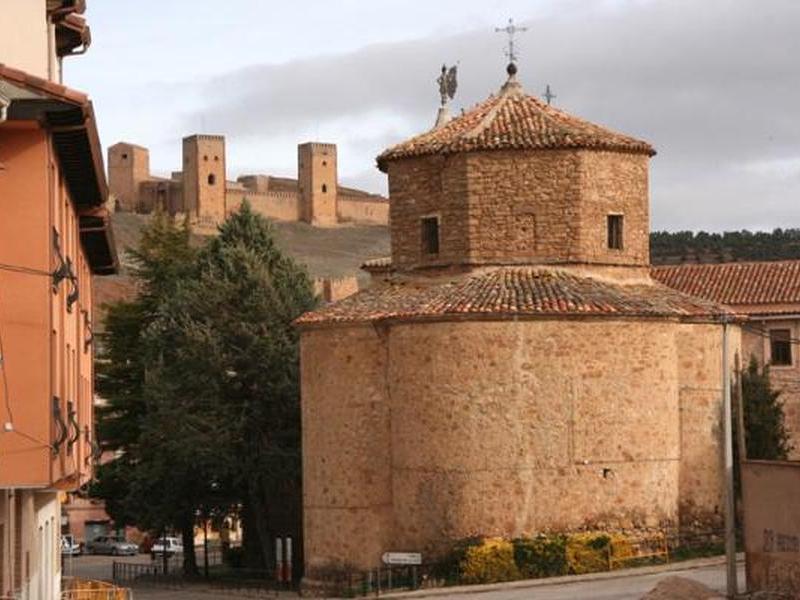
225,189,301,222
579,151,650,266
464,150,583,266
301,325,392,576
301,317,734,572
386,149,649,272
337,196,389,225
387,154,470,270
675,322,738,529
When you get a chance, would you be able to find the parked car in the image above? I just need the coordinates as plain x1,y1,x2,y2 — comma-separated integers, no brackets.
61,534,81,557
151,536,183,558
85,535,138,556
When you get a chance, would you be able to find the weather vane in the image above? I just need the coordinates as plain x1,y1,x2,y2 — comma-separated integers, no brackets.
495,18,528,66
437,64,458,107
543,84,556,105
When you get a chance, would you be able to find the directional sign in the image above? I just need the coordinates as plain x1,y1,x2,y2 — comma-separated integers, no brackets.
382,552,422,565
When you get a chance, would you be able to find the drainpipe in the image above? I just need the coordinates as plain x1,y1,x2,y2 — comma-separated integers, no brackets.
721,317,737,598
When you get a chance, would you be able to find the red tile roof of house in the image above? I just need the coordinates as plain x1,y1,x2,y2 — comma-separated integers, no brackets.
296,267,733,327
652,261,800,313
376,76,655,171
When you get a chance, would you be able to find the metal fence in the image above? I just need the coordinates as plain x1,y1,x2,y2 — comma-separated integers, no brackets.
61,577,132,600
112,557,291,595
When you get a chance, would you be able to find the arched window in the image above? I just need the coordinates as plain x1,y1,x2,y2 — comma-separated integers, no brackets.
208,174,216,185
322,183,328,193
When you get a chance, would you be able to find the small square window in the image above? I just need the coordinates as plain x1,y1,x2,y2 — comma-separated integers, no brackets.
421,217,439,255
770,329,792,366
607,215,623,250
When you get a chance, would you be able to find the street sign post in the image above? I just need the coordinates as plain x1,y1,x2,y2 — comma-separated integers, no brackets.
381,552,422,566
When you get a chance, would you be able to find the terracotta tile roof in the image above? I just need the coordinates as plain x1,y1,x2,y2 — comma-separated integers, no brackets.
296,267,732,326
652,261,800,312
376,77,655,171
0,63,87,105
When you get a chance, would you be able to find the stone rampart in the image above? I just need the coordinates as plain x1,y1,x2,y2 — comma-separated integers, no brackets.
225,189,301,222
337,195,389,226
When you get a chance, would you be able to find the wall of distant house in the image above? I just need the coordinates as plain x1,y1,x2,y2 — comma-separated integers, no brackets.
337,195,389,225
741,318,800,460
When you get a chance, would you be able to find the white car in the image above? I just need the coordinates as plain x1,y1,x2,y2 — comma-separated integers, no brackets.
61,535,81,556
151,536,183,558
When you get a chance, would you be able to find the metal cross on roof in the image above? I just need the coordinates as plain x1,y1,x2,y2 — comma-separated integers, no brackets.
495,18,528,65
543,84,556,105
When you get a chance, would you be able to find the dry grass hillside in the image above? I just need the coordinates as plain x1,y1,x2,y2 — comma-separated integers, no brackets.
94,212,389,317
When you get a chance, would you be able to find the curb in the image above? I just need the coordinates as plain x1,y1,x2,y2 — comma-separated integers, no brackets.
376,554,744,599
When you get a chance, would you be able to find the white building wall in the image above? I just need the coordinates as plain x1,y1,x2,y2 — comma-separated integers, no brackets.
0,0,54,81
1,490,61,600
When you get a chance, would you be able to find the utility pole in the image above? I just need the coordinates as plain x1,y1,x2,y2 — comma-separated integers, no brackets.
722,319,737,597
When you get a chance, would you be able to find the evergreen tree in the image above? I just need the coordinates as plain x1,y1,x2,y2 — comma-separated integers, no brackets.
145,202,317,569
93,212,200,569
741,356,793,460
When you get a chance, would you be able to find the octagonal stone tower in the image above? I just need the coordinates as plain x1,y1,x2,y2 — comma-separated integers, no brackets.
377,69,654,279
297,67,740,588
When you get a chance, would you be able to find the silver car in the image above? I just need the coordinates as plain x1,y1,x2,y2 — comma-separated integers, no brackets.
85,535,138,556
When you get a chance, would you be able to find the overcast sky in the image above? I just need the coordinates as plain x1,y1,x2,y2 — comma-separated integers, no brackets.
66,0,800,232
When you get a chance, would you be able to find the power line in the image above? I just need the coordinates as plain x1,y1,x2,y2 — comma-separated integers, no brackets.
741,322,800,346
0,262,53,277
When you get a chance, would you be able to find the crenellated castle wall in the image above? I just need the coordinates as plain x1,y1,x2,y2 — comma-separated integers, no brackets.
337,194,390,226
226,188,302,222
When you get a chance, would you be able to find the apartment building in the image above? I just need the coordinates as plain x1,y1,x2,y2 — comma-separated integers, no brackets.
0,1,116,598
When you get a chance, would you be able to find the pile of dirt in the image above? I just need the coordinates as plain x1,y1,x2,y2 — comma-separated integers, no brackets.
641,576,724,599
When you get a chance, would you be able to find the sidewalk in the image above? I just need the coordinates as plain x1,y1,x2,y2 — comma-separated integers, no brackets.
379,554,743,599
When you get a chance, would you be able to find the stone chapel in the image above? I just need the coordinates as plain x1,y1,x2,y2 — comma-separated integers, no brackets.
296,63,742,581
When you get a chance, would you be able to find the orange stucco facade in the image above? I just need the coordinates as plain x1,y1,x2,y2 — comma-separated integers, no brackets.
0,122,96,490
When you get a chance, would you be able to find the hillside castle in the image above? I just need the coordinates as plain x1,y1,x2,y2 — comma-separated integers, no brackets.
107,136,389,230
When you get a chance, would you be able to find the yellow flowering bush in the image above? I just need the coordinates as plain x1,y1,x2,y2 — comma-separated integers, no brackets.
459,537,521,584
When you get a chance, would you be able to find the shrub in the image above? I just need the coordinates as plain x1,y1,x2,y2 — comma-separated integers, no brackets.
512,535,568,578
459,538,520,584
432,536,483,583
566,533,608,574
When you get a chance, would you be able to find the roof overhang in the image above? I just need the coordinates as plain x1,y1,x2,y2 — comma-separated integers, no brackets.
56,14,91,58
0,64,117,275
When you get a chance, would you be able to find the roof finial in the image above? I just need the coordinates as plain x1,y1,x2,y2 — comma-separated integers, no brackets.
543,84,556,105
495,18,528,76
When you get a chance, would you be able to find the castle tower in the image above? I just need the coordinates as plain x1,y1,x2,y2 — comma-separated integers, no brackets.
182,134,226,225
298,142,338,226
107,142,150,211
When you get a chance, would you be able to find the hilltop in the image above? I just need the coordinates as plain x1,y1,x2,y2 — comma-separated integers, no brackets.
94,212,389,314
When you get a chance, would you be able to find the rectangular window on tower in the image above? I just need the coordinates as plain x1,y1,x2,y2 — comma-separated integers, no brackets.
421,216,440,256
770,329,792,366
607,214,624,250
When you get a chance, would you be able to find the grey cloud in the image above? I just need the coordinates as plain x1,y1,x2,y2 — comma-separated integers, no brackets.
185,0,800,231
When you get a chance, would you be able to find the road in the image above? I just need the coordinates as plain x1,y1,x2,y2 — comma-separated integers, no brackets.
63,555,744,599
